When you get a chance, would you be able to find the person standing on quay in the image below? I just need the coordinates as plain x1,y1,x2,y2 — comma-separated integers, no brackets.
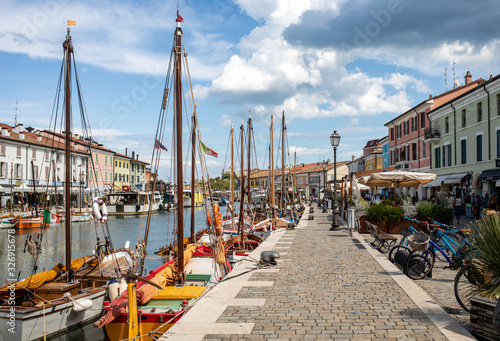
464,193,472,219
454,195,464,225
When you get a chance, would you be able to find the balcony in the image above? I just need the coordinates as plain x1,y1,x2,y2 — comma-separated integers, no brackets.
424,127,441,141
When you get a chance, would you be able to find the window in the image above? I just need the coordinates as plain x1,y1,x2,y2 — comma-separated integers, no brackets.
95,171,98,181
105,171,107,181
114,173,117,181
45,166,49,180
15,164,22,179
477,102,483,122
89,171,93,180
421,112,426,128
131,164,134,171
461,109,466,128
444,117,449,134
33,165,39,180
126,175,129,182
434,147,441,168
0,143,5,156
126,163,129,169
390,128,394,140
45,150,49,160
115,160,118,167
477,134,483,161
95,152,99,163
497,130,500,158
412,142,417,160
17,146,21,157
422,141,426,158
119,161,121,167
497,94,500,116
405,145,409,161
0,162,7,177
105,155,108,165
461,139,467,164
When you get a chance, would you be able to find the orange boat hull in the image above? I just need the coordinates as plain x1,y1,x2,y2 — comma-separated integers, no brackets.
15,217,43,229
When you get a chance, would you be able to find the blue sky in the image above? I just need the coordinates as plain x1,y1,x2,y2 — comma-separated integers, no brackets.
1,0,499,179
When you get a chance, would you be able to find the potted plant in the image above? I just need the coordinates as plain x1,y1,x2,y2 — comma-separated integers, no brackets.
463,214,500,340
366,200,404,234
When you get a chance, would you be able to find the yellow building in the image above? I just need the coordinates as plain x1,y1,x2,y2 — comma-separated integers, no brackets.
114,153,132,191
364,152,383,171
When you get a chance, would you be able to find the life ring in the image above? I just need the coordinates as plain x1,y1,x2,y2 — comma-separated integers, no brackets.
122,185,130,192
92,197,108,223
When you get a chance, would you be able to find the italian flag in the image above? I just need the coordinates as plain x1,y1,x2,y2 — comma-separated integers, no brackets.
200,141,218,158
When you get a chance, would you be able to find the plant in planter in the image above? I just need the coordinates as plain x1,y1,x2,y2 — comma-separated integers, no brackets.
366,202,403,233
401,197,417,218
461,214,500,339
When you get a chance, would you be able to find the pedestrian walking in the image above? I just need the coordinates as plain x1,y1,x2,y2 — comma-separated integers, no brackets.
464,193,472,219
454,195,464,225
482,193,490,217
475,194,482,220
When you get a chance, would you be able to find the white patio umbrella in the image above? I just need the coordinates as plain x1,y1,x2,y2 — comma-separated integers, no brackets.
365,171,436,188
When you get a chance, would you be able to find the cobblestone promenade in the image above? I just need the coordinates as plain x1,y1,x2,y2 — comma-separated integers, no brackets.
161,208,476,341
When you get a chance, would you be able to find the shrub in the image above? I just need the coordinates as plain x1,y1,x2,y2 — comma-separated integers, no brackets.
367,202,403,224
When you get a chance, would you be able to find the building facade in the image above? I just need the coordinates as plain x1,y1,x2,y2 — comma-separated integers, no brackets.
426,73,500,197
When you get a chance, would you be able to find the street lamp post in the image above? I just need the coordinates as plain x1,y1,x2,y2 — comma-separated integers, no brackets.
330,130,341,231
322,160,327,213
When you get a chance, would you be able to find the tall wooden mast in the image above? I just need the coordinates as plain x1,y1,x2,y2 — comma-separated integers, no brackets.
281,110,285,216
230,123,235,229
190,114,195,242
271,116,275,229
63,28,73,281
238,123,245,245
174,16,185,284
247,113,252,210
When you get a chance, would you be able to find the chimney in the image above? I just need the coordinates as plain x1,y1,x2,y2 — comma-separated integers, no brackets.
132,151,135,159
13,124,24,133
464,71,472,85
351,155,355,161
490,74,493,80
137,154,139,160
125,148,127,156
19,133,25,140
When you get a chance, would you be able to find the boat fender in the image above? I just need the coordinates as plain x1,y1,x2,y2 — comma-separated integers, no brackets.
260,251,280,266
206,209,212,226
108,278,120,301
72,298,93,311
92,198,108,223
178,299,189,312
159,204,164,211
135,204,140,212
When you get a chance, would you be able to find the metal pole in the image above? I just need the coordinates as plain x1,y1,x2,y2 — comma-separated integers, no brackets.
322,166,327,213
331,147,340,230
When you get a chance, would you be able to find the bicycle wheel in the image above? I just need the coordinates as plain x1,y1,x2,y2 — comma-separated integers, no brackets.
454,269,479,313
433,247,448,263
388,245,411,263
405,250,435,280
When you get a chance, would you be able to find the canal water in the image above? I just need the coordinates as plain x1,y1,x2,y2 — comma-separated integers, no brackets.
0,207,214,340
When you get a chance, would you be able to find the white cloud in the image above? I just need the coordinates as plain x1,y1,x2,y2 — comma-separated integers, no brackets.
350,118,359,125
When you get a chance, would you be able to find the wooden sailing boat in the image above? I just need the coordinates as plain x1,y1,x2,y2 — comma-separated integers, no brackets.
95,13,227,341
0,26,136,341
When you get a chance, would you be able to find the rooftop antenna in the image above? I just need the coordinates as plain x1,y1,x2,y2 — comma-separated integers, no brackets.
452,61,457,88
444,67,448,91
14,100,18,126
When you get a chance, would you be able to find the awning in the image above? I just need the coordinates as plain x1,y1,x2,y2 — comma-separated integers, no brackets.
496,179,500,187
422,175,449,188
443,172,470,184
478,169,500,181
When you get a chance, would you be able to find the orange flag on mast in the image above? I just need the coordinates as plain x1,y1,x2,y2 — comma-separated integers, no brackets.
67,20,76,26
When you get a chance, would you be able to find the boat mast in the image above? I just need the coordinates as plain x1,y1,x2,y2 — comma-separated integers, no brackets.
271,116,275,229
238,123,245,246
281,110,285,217
247,113,251,212
190,114,195,242
9,163,13,215
230,123,234,229
175,15,185,284
63,27,73,281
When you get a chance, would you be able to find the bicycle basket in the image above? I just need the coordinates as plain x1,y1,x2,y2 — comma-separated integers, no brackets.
408,232,430,251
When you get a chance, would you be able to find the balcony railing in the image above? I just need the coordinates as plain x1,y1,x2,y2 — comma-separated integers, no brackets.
424,127,441,139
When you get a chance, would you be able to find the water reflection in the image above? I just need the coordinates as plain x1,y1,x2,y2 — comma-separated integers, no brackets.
0,207,208,340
